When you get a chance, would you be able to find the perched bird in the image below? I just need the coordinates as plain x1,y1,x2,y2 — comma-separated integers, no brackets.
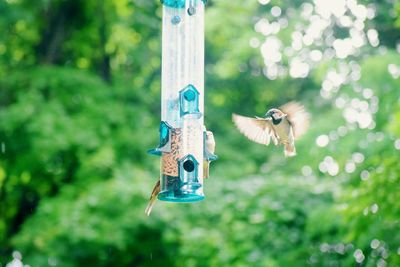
145,180,160,216
204,130,216,179
232,101,310,157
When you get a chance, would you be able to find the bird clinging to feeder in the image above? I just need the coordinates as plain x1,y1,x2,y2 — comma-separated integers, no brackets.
204,130,216,179
146,0,217,215
232,101,310,157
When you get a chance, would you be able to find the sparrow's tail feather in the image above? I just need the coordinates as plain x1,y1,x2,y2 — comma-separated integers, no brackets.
203,162,210,179
145,197,157,216
145,180,160,216
284,143,296,157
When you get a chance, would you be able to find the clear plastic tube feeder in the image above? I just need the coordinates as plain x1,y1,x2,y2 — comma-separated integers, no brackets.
149,0,216,202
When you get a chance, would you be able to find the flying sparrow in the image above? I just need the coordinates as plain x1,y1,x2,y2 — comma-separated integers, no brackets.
232,101,310,157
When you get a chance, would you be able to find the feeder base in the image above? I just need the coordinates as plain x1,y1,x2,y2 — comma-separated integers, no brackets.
158,191,204,202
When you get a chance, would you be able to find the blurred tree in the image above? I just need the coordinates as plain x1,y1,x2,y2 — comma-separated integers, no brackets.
0,0,399,266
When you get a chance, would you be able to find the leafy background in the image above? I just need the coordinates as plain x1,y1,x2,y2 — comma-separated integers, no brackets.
0,0,399,266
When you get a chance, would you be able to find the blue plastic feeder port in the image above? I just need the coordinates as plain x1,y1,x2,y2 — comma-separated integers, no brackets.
179,154,200,188
148,121,172,156
179,84,202,118
161,0,207,8
161,0,185,8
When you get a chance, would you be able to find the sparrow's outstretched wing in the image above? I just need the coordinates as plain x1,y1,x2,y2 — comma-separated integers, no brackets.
232,114,278,145
279,101,310,139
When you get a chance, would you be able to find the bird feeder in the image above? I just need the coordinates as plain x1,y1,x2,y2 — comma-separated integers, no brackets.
149,0,216,202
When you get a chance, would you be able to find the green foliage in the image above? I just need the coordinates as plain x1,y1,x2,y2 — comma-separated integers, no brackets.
1,0,400,266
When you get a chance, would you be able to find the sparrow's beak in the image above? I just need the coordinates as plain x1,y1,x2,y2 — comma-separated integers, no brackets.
264,112,273,120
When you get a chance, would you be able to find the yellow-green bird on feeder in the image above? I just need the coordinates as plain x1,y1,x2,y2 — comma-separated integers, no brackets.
232,101,310,157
